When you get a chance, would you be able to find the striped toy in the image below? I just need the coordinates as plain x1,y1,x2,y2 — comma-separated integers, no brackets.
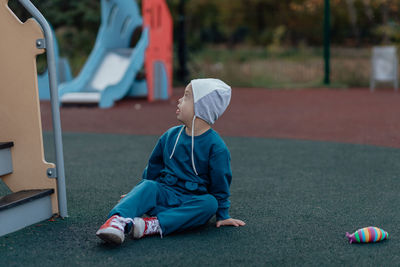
346,227,388,243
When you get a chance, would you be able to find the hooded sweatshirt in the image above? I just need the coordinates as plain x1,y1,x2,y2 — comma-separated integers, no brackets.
142,126,232,221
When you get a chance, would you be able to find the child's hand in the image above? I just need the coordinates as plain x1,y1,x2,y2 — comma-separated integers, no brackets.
216,218,246,227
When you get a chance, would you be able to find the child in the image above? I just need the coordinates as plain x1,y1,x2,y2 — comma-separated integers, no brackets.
96,78,245,245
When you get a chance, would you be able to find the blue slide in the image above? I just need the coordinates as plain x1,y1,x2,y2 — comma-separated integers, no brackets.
59,0,149,108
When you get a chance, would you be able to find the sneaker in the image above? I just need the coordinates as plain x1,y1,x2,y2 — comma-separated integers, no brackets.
132,217,162,239
96,215,133,245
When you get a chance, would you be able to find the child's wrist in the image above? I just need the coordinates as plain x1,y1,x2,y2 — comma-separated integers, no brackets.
216,208,230,221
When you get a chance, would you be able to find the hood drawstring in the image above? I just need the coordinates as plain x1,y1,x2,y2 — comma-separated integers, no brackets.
191,116,199,175
169,118,199,176
169,125,184,159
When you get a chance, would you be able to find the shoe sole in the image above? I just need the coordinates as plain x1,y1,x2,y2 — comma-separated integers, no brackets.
96,228,124,245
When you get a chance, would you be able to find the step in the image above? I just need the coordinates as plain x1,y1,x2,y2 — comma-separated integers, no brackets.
0,189,54,237
0,142,13,176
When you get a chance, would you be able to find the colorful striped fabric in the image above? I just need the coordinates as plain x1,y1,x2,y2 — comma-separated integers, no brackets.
346,227,388,243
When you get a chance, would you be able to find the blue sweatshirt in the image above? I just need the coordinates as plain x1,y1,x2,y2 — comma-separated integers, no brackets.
142,125,232,221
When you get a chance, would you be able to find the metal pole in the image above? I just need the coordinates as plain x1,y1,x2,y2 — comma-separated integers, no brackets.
323,0,331,85
18,0,68,218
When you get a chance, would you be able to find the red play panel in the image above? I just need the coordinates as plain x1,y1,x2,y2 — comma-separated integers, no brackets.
142,0,173,101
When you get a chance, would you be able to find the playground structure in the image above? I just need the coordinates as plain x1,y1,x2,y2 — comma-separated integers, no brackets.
142,0,173,101
0,0,67,236
58,0,173,108
37,25,73,100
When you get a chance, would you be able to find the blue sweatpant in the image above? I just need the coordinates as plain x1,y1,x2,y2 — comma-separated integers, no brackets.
108,179,218,236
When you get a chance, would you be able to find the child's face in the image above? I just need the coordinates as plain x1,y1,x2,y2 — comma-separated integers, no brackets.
176,83,195,124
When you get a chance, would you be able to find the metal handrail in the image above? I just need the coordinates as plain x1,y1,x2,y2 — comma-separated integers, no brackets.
18,0,68,218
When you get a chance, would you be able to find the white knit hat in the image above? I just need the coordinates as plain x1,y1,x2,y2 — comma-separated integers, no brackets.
191,78,232,125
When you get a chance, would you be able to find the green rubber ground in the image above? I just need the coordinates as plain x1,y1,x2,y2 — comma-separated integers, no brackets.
1,132,399,266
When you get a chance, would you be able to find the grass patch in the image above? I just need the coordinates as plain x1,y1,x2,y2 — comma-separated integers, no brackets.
42,44,389,89
188,46,379,88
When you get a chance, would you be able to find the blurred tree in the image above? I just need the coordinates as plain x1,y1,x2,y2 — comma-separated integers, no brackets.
7,0,400,75
8,0,400,50
345,0,360,46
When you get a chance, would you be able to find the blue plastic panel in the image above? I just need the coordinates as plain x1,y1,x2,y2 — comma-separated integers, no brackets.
153,61,168,100
37,25,73,100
